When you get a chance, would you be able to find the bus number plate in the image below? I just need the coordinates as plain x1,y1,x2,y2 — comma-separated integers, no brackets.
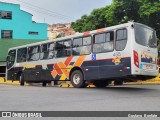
142,64,154,70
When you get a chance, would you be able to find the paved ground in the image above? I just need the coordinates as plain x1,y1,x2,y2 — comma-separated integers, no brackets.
0,84,160,112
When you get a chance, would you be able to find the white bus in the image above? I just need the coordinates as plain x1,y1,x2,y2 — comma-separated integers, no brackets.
6,22,158,88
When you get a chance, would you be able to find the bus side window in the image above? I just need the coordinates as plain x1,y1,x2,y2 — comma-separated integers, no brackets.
55,40,71,58
80,36,91,55
73,38,82,56
40,44,49,60
116,29,127,51
28,45,40,61
17,48,27,63
48,43,55,59
93,32,114,53
55,41,64,58
64,40,72,56
104,32,114,51
7,50,16,68
73,37,91,56
93,33,105,53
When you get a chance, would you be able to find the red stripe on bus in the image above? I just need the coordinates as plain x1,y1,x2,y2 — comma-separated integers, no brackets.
83,32,90,36
85,57,131,62
54,64,63,75
64,56,73,66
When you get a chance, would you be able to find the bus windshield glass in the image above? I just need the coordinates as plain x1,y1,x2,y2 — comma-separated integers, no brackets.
7,50,16,68
135,24,157,48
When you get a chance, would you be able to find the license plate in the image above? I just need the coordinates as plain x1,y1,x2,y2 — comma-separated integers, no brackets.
142,64,154,70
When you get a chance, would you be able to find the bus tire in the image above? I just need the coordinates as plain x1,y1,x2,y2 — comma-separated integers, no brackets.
20,74,24,86
93,80,109,88
42,82,47,87
71,70,87,88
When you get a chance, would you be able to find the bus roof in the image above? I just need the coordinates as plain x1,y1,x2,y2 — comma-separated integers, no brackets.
8,22,151,51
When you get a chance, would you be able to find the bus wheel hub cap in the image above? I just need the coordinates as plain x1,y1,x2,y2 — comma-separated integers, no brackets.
73,74,80,84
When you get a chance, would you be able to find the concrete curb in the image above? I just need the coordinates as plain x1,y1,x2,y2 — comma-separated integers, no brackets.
0,77,28,85
124,81,160,85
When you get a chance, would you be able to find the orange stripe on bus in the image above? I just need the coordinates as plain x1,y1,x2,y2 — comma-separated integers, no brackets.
54,64,63,75
58,62,66,69
97,28,105,33
74,55,86,67
58,62,69,78
51,70,57,78
64,56,73,66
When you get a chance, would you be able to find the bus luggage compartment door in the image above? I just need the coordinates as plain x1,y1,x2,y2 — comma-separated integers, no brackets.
99,59,123,79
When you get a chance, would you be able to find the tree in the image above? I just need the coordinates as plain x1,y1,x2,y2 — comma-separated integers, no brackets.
112,0,141,23
71,0,160,41
139,0,160,39
71,7,108,32
71,0,142,32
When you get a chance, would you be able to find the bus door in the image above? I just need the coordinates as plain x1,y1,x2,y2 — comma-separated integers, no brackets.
23,45,41,81
6,49,16,80
113,28,128,76
99,28,128,78
94,31,121,79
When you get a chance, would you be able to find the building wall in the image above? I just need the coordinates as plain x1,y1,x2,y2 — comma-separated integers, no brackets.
48,23,76,40
0,2,47,40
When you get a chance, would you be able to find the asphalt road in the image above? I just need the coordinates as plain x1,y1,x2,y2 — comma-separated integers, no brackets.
0,84,160,112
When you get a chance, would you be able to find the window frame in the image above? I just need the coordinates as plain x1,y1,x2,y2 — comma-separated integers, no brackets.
27,45,40,61
115,28,128,51
7,49,16,69
0,10,12,19
82,36,92,46
48,42,55,59
28,32,39,35
17,47,28,63
55,39,72,58
93,31,114,54
1,30,13,39
72,35,92,56
63,39,72,57
73,37,83,48
40,43,49,60
134,24,157,48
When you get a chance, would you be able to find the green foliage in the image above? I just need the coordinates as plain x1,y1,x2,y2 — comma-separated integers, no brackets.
71,7,108,32
139,0,160,39
71,0,160,41
71,0,160,57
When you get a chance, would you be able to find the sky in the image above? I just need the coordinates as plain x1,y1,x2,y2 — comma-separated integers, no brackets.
1,0,112,24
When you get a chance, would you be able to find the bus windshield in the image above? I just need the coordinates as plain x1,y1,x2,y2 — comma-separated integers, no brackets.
135,24,157,48
7,50,16,68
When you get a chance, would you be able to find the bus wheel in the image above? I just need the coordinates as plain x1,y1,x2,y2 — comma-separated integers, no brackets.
42,82,47,87
71,70,87,88
20,74,24,86
93,81,109,88
114,80,123,86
